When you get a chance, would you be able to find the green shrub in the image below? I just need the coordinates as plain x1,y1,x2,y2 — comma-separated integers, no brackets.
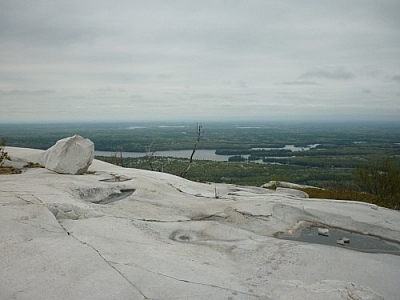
300,187,376,204
0,138,10,167
354,158,400,209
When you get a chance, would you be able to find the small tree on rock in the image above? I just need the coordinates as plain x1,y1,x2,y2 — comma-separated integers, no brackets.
179,124,203,178
0,138,10,167
145,142,163,172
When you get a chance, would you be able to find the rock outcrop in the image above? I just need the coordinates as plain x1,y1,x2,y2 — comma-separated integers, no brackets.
40,135,94,174
2,147,400,300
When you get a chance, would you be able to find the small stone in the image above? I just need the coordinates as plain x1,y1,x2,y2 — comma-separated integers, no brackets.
336,239,345,246
318,228,329,236
342,237,350,243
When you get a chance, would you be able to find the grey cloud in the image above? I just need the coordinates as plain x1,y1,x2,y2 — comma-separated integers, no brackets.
299,68,355,80
96,88,127,93
190,93,219,100
1,1,399,123
280,81,319,86
129,94,144,99
0,2,103,47
238,80,247,88
0,89,55,96
373,0,400,29
392,75,400,83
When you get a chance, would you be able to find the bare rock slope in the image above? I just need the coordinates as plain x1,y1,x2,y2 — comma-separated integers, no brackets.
1,147,400,300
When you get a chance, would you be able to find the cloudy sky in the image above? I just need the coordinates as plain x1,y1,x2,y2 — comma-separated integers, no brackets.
1,1,400,123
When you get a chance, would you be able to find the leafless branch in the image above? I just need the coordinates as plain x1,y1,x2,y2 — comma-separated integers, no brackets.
145,142,158,171
180,124,203,178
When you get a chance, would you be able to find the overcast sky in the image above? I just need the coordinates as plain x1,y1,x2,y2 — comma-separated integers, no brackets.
1,1,400,123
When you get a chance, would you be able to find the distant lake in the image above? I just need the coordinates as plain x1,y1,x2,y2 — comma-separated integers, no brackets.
95,149,235,161
251,144,320,152
95,144,318,162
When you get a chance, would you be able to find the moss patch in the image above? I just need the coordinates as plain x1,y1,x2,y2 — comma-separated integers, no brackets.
0,167,22,175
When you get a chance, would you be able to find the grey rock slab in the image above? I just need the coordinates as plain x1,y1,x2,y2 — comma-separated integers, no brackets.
269,280,384,300
0,204,144,300
233,201,274,217
275,186,310,198
2,147,400,299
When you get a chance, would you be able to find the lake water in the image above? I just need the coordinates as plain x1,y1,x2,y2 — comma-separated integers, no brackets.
95,144,317,162
280,225,400,255
95,149,235,161
251,144,320,152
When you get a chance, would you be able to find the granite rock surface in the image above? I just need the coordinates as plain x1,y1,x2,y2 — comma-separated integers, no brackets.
1,147,400,300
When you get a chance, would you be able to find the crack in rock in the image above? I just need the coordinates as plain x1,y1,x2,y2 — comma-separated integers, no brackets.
112,261,261,299
234,209,272,219
191,212,229,221
92,188,136,204
99,173,132,182
53,216,148,299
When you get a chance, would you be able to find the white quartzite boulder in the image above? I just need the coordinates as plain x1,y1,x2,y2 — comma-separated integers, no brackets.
40,135,94,175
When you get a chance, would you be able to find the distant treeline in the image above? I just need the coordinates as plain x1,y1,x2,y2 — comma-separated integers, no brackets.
2,121,400,170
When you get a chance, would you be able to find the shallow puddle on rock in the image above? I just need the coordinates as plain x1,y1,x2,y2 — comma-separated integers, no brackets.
280,225,400,255
100,176,132,182
92,188,135,204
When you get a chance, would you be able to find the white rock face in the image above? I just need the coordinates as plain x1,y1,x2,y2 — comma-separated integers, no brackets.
40,135,94,174
262,180,318,189
2,147,400,300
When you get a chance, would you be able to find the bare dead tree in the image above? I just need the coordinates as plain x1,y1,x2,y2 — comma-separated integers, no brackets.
114,145,124,167
0,138,10,167
179,124,203,178
145,142,162,172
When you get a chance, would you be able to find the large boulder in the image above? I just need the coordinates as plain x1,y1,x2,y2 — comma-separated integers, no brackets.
40,135,94,175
